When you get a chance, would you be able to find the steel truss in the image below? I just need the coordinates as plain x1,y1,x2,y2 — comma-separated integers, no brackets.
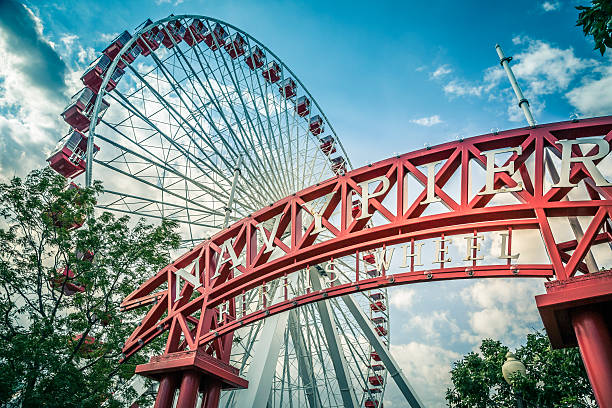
123,116,612,407
75,14,389,408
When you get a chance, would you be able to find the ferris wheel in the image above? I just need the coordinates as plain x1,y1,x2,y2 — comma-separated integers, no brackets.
47,15,401,408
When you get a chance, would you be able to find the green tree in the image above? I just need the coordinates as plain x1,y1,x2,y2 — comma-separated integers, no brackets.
0,168,180,408
446,331,595,408
576,0,612,55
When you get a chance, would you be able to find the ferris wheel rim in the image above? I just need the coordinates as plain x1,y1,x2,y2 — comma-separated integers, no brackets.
86,13,353,189
67,13,392,406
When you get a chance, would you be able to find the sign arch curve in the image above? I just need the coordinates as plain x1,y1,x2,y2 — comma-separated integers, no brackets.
122,116,612,359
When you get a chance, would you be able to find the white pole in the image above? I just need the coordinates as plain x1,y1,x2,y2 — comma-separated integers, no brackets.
223,155,243,228
495,44,599,272
495,44,536,127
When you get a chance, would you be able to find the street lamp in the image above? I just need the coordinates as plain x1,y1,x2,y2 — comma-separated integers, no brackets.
502,352,527,408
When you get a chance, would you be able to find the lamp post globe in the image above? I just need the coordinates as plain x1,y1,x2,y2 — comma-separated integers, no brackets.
502,352,527,408
502,351,527,384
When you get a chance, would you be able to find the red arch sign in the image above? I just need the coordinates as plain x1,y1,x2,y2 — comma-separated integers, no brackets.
122,116,612,363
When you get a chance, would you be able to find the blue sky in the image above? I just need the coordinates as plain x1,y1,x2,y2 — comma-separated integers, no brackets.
1,0,611,406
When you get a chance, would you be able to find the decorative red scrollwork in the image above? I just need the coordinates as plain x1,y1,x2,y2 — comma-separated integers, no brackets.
121,116,612,361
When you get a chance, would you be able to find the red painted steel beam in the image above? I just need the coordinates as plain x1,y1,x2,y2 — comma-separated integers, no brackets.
121,116,612,369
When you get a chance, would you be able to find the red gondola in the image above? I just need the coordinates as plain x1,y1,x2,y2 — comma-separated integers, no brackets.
279,78,296,99
352,200,361,217
262,61,282,83
319,135,336,155
296,95,310,117
370,301,386,312
136,19,164,56
76,248,95,262
330,156,345,174
375,325,387,336
72,334,97,356
309,115,323,135
224,33,246,59
371,351,381,361
47,131,100,179
368,375,384,386
370,292,384,301
363,253,375,264
365,399,379,408
61,87,110,133
184,18,206,46
245,46,265,70
52,268,85,295
203,23,228,51
81,55,125,93
103,31,132,60
162,20,186,49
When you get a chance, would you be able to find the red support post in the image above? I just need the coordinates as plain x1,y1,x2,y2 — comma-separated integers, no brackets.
176,371,201,408
572,307,612,407
154,375,178,408
202,379,222,408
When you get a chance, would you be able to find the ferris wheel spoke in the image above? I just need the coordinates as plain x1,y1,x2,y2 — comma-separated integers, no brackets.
93,158,224,219
229,42,293,197
94,128,241,210
304,303,341,407
158,43,285,204
147,44,283,205
106,89,253,211
228,40,293,196
187,33,289,201
207,34,292,198
123,62,236,172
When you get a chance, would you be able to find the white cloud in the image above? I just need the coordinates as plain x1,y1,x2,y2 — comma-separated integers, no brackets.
440,37,604,123
443,80,484,97
542,1,560,12
431,65,452,79
566,62,612,117
388,342,460,407
410,115,443,126
460,279,543,347
389,287,417,310
404,310,460,342
0,2,70,180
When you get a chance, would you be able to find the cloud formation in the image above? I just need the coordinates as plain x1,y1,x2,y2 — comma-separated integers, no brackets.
541,1,560,12
431,65,452,79
0,0,70,180
410,115,443,126
438,36,612,122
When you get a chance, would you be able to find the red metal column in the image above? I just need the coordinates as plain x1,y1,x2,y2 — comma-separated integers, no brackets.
154,375,178,408
201,379,222,408
572,307,612,408
176,371,201,408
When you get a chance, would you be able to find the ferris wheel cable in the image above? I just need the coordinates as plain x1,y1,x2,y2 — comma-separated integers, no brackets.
93,158,227,218
94,129,241,209
216,52,294,199
236,41,295,196
160,40,289,202
95,202,219,228
100,188,227,220
150,52,288,205
104,90,259,210
122,62,239,174
190,31,295,197
305,303,342,407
